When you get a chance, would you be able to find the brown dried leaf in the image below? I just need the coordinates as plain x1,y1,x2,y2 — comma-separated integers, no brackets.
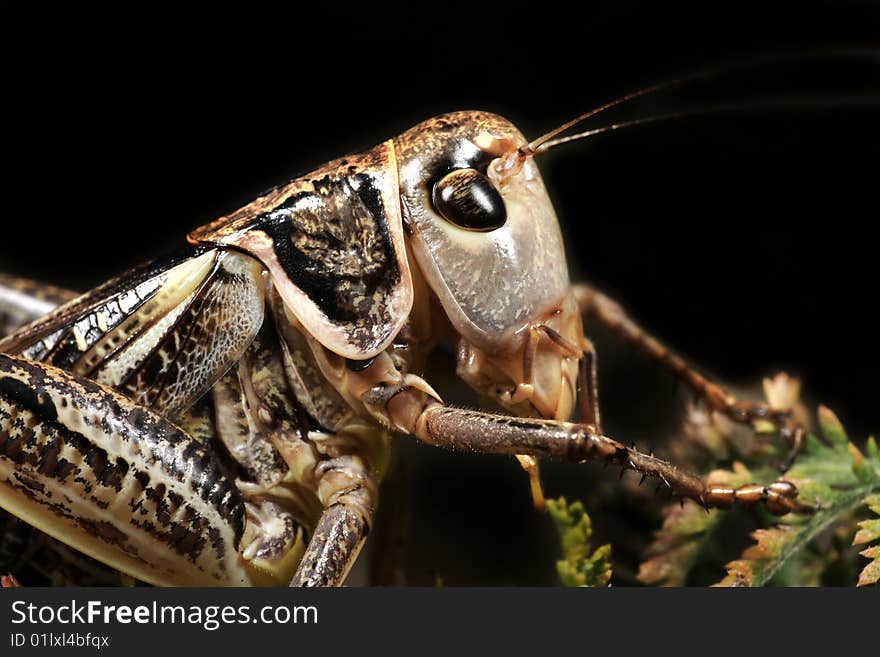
715,526,798,587
856,547,880,586
638,504,720,586
0,574,20,587
755,373,809,435
762,373,801,411
853,494,880,586
639,464,753,586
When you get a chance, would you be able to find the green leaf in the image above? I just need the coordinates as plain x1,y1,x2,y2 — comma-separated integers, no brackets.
866,436,879,461
771,545,826,587
818,405,848,447
547,497,612,587
716,407,880,587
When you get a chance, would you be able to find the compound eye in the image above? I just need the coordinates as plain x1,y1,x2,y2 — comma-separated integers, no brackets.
431,168,507,231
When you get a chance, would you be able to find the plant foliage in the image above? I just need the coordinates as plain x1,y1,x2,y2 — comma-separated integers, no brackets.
548,497,612,587
716,407,880,586
637,375,879,587
853,493,880,586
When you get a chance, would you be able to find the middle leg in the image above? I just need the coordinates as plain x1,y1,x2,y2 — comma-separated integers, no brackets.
289,454,377,587
573,282,804,469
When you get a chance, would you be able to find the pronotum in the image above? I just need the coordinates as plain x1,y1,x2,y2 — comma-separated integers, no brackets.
0,90,816,586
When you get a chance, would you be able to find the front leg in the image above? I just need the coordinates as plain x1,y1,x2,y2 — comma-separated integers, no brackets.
412,404,811,516
573,283,804,469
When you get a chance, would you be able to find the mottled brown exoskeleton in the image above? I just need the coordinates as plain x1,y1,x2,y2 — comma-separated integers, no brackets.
0,107,813,587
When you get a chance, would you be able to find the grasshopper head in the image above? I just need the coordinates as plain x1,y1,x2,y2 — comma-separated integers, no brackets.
394,112,582,421
189,110,583,421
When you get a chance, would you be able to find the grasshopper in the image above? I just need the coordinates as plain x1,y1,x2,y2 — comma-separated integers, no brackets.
0,98,814,586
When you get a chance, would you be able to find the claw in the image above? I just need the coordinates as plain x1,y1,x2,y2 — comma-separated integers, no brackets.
777,423,805,472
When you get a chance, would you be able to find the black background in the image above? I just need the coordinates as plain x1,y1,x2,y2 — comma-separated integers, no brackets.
1,1,878,585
